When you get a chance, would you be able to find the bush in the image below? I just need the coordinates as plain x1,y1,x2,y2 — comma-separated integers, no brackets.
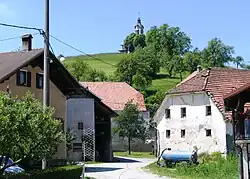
0,165,84,179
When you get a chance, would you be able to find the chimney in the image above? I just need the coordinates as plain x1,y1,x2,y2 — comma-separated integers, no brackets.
22,34,33,51
197,65,202,72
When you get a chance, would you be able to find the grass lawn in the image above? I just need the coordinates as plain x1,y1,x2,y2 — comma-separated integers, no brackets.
68,53,126,75
67,53,186,93
145,153,238,179
114,151,156,159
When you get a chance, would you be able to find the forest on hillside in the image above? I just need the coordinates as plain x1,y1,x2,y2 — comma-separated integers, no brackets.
62,23,248,117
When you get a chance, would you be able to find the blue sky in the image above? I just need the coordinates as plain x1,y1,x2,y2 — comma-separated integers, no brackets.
0,0,249,63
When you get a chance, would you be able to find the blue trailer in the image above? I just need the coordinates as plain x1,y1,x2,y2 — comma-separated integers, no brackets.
157,147,199,167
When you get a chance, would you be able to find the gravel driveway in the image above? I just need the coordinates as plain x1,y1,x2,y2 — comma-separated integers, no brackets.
85,157,172,179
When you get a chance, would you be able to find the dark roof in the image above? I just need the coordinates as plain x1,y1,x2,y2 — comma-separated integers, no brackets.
0,49,43,82
0,49,117,117
167,67,250,121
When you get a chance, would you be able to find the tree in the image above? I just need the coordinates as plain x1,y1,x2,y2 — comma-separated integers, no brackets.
113,101,147,154
115,49,153,89
63,59,90,81
86,68,108,82
0,92,64,166
201,37,234,67
233,56,244,68
123,33,146,53
63,59,108,82
183,48,202,73
146,24,192,76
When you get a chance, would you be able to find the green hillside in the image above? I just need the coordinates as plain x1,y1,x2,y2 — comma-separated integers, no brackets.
67,53,183,92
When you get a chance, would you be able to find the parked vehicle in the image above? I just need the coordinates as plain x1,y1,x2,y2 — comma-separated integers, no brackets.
0,155,25,175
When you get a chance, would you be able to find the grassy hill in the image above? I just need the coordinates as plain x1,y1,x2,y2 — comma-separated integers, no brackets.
67,53,183,93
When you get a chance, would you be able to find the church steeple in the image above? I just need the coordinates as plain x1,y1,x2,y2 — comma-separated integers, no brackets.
134,16,144,34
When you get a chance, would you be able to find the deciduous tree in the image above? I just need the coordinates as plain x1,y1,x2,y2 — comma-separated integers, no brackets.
113,101,146,154
0,92,64,164
201,37,234,67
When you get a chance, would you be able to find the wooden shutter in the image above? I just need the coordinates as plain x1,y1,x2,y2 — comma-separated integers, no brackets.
27,71,31,87
16,70,20,85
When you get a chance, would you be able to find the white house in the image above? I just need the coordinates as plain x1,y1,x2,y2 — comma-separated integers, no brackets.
154,67,250,155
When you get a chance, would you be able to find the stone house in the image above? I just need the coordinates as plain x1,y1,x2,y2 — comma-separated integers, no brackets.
80,82,151,152
154,67,250,156
0,34,117,162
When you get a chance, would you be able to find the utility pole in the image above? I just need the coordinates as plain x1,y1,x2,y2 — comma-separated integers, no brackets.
42,0,50,170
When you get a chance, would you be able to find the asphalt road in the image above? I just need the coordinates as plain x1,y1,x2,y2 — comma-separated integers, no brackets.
84,157,172,179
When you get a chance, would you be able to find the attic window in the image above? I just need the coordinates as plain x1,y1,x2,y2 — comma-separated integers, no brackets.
16,70,31,87
165,109,170,119
181,107,186,118
206,106,212,116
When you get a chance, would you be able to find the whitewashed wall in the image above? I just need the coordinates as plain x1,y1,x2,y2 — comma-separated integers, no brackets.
156,92,228,155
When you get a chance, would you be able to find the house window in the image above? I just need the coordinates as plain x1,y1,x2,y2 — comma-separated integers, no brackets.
78,122,83,130
72,143,82,152
181,107,186,118
166,130,171,138
206,129,212,137
36,73,43,89
165,109,170,119
181,129,186,138
206,106,212,116
16,70,31,87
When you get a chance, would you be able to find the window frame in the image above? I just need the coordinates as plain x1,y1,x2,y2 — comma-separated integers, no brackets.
181,107,186,118
78,122,83,130
206,129,212,137
166,130,171,138
16,69,31,87
165,108,171,119
36,72,44,89
72,143,82,152
181,129,186,138
206,105,212,116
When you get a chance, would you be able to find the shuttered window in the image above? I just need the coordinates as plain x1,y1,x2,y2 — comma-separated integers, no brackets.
16,70,31,87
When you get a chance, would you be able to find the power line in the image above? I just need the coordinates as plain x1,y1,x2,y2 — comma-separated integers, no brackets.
0,33,40,42
49,34,116,67
0,22,43,33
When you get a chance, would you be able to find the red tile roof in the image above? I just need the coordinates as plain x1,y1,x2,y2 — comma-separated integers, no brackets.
169,68,250,121
79,82,147,112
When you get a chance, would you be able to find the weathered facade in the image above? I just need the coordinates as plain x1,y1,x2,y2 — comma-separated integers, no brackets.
154,67,250,156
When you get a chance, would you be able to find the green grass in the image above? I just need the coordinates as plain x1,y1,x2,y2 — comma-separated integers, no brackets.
114,151,156,158
67,53,184,93
145,153,238,179
68,53,126,75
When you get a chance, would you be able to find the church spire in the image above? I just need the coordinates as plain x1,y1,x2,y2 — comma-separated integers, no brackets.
134,14,144,34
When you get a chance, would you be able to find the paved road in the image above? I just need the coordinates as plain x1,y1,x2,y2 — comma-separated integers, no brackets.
84,157,172,179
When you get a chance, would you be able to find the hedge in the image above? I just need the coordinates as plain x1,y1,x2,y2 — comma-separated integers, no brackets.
0,165,86,179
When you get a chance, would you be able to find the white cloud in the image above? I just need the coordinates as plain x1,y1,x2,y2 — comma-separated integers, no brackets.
0,3,14,19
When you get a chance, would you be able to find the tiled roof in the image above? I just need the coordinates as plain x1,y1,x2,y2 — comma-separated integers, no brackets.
169,67,250,121
79,82,147,111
